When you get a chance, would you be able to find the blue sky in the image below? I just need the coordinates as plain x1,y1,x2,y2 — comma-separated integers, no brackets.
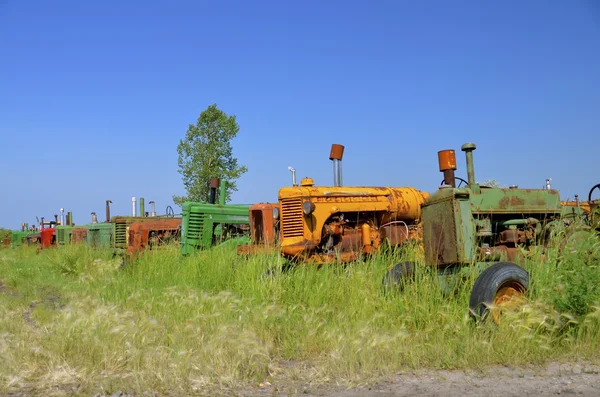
1,0,599,228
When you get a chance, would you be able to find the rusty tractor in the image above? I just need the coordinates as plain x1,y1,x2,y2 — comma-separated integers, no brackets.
237,202,280,256
277,144,429,265
126,218,182,260
383,142,584,322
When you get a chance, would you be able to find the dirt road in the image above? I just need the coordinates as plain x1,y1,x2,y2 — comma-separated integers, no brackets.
240,361,600,397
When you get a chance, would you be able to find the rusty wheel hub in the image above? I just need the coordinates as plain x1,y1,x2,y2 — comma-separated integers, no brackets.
492,282,524,324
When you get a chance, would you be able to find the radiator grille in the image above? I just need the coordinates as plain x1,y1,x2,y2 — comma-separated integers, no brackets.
187,213,204,240
115,222,127,248
281,199,304,238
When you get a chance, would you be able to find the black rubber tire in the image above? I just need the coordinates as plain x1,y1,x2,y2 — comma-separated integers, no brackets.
382,261,415,290
469,262,529,321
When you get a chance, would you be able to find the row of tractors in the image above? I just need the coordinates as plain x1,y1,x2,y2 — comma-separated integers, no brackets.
4,142,599,321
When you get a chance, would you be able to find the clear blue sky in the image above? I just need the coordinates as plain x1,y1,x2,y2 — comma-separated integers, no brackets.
1,0,599,229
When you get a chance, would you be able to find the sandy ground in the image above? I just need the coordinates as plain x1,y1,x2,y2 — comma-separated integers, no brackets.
239,361,600,397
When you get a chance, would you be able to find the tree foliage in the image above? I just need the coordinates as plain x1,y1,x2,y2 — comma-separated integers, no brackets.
479,179,504,188
173,104,248,206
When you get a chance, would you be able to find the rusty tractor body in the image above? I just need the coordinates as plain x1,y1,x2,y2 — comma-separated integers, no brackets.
237,202,280,256
71,227,88,244
389,142,569,321
278,181,428,264
126,218,182,259
111,216,162,250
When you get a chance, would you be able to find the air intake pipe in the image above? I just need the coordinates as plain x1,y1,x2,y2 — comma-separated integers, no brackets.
140,197,145,217
209,178,220,204
60,208,65,226
132,197,137,217
149,201,156,217
438,149,457,187
67,212,73,226
329,144,345,187
461,143,477,186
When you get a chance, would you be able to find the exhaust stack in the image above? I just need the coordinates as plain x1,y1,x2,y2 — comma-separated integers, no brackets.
149,201,156,217
41,217,45,229
329,144,345,187
219,179,227,205
461,143,477,187
545,178,552,190
288,166,297,186
438,149,457,187
54,214,58,225
132,197,137,217
105,200,112,222
67,212,73,226
140,197,145,217
60,208,65,226
209,178,220,204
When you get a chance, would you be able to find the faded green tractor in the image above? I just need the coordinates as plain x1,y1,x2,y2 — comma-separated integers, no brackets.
10,223,37,248
385,143,571,322
181,178,251,255
56,211,75,246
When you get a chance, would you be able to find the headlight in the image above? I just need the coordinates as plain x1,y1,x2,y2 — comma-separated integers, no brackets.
303,201,315,215
272,207,279,220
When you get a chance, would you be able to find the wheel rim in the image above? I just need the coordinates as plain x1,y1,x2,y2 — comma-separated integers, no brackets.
491,282,525,324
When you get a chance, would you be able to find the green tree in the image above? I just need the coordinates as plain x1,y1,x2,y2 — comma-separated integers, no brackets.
173,104,248,206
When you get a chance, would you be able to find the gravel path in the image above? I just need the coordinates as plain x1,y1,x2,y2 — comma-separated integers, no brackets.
239,361,600,397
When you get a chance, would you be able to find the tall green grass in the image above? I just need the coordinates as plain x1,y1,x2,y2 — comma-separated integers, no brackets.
0,236,599,395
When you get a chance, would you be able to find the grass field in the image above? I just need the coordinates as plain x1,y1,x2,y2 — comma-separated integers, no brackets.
0,235,599,396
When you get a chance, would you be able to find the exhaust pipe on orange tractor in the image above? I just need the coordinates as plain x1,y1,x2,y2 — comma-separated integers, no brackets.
288,166,297,186
132,197,137,217
149,201,156,217
329,144,345,187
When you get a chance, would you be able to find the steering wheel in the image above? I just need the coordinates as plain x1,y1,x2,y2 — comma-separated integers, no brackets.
588,184,600,203
166,206,175,218
440,177,468,188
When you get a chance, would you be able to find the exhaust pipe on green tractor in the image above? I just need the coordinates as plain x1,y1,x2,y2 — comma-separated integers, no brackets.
106,200,112,222
219,180,227,205
209,178,220,204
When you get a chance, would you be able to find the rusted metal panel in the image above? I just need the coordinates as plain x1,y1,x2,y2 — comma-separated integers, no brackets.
237,202,280,256
71,227,88,244
126,218,182,258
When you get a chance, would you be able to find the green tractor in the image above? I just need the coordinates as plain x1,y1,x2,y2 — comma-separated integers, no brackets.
10,223,37,248
55,211,75,246
384,143,573,322
181,178,251,255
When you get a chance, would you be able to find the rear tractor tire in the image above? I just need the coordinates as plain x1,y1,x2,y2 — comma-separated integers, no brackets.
382,261,415,291
469,262,529,323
